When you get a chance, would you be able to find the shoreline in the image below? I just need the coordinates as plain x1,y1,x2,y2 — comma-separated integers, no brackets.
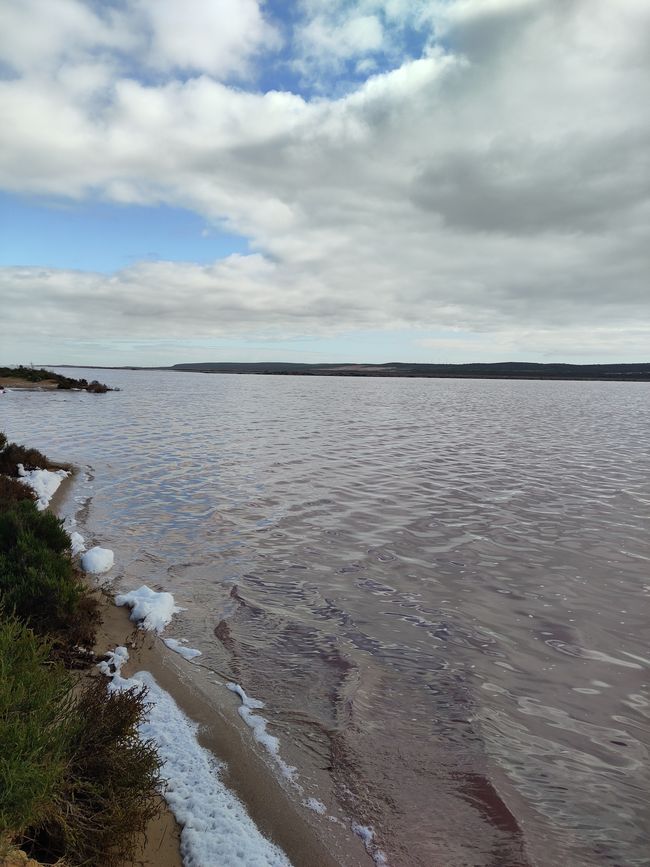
57,469,369,867
0,378,60,390
46,469,182,867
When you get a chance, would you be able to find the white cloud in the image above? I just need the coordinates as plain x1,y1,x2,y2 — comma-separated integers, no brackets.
0,0,134,74
0,0,648,359
298,13,384,66
137,0,281,77
0,0,279,80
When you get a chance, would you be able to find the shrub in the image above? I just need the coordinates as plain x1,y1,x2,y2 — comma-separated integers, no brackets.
0,502,100,650
0,620,162,866
0,477,36,508
0,442,52,477
27,679,162,867
0,618,74,838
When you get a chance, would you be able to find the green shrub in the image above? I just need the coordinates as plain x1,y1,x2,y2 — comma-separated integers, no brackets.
0,442,52,476
0,618,74,837
0,619,162,866
0,476,36,507
0,502,100,649
28,679,162,867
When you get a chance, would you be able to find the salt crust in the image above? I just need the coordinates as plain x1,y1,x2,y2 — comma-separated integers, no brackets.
81,546,114,574
17,464,68,510
115,584,182,633
110,669,293,867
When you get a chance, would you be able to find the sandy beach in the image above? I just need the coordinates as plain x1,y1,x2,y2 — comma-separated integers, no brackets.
0,378,60,390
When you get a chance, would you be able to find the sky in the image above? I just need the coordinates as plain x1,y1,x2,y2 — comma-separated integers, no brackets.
0,0,648,367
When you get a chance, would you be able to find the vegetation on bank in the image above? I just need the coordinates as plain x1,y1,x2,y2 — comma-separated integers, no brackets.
0,433,161,866
0,432,50,479
0,366,111,393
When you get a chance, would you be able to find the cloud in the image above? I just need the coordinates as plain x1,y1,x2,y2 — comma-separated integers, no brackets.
0,0,279,80
296,12,384,69
137,0,281,77
0,0,133,74
0,0,649,359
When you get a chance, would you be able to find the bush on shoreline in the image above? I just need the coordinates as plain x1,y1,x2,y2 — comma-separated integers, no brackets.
30,681,161,867
1,619,161,867
0,434,99,653
0,476,37,506
0,433,52,477
0,500,100,652
0,432,163,865
0,618,74,840
0,433,161,867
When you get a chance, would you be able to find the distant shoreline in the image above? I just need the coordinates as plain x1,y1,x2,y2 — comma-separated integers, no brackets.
45,361,650,383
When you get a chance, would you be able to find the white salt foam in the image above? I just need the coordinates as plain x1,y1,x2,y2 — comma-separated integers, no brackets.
69,531,86,555
227,683,297,781
352,822,389,866
81,546,114,574
97,645,129,677
17,464,68,510
115,584,182,633
110,670,293,867
163,637,202,660
304,798,326,815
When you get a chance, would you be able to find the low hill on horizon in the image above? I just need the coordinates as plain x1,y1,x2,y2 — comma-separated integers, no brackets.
170,361,650,381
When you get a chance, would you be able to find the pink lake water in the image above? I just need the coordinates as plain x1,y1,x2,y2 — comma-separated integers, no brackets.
2,370,649,866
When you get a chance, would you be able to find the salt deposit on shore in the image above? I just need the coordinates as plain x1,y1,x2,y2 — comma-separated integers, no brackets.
70,530,86,554
110,669,294,867
17,464,69,510
115,585,182,633
163,637,202,660
227,683,297,781
97,645,129,677
81,545,114,574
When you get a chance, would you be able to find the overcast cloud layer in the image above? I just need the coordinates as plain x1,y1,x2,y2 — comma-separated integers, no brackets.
1,0,649,362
